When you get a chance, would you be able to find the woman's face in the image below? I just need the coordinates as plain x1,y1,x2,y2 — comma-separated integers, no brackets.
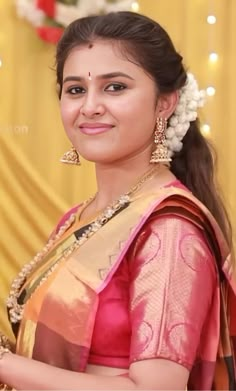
60,40,161,165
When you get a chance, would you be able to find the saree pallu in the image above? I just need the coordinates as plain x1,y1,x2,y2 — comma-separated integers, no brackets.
12,186,236,390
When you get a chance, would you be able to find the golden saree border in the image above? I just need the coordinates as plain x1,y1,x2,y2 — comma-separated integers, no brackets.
51,186,234,294
18,186,233,297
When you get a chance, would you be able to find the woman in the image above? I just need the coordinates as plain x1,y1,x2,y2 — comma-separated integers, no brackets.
0,11,235,390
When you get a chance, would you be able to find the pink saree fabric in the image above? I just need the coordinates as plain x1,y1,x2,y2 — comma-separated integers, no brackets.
88,213,217,374
56,180,219,385
14,180,235,389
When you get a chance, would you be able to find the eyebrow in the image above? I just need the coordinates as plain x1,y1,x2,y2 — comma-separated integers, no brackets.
63,72,134,84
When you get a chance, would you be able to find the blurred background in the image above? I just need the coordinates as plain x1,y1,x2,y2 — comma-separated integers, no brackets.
0,0,236,336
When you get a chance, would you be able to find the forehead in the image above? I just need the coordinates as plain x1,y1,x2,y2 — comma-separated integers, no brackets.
63,40,141,76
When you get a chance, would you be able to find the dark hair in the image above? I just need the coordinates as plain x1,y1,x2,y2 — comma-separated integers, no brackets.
56,11,232,247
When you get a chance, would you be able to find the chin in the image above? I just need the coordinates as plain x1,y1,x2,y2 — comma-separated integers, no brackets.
79,151,117,164
77,143,118,164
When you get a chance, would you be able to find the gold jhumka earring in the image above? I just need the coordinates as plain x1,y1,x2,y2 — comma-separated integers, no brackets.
60,146,81,165
150,117,171,164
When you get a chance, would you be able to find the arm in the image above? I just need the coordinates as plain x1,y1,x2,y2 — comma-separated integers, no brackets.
0,352,188,390
128,214,217,388
0,215,216,390
0,352,137,390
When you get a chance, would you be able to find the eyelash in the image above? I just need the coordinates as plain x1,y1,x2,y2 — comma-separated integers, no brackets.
66,83,127,95
106,83,127,92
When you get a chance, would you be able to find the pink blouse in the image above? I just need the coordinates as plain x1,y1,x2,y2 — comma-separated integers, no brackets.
88,213,217,371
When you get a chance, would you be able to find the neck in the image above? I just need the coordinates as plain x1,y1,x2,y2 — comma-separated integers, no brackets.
93,162,174,212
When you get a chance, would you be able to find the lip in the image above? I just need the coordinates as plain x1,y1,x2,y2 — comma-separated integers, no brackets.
79,122,114,135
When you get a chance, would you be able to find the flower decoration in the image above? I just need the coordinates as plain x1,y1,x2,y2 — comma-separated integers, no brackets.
15,0,136,43
166,73,206,157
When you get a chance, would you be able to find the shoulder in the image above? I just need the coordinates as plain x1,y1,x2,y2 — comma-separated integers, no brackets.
129,213,217,279
133,211,210,251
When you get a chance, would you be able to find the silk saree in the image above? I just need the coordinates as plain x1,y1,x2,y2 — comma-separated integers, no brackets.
10,185,236,390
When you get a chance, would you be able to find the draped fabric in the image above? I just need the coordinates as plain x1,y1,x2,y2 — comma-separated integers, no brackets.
12,186,236,389
0,0,236,340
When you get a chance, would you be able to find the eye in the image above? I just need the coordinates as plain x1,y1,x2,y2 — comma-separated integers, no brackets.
66,86,86,95
105,83,126,92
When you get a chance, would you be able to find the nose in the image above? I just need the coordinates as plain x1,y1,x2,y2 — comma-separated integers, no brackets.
80,90,105,118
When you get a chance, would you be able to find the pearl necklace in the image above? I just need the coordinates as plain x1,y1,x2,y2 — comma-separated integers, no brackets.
7,166,160,324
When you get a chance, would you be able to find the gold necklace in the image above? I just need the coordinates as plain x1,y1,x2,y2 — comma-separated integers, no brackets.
7,165,160,324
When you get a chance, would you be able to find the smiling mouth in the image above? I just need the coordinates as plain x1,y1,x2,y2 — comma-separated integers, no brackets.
79,124,114,135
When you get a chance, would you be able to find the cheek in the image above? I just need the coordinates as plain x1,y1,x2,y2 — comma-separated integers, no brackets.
116,91,156,121
117,99,156,135
60,99,80,127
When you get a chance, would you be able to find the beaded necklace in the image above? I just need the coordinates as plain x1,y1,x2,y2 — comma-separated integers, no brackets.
7,165,160,324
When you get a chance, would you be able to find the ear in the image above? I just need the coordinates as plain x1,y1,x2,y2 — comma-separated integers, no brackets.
155,91,179,119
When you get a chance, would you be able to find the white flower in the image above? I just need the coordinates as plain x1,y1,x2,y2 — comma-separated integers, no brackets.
169,116,178,126
178,113,187,124
56,3,82,26
15,0,134,28
166,73,206,157
175,124,184,136
15,0,45,26
166,127,175,139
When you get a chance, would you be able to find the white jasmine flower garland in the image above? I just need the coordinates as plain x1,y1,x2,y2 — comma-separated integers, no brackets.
166,73,206,157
